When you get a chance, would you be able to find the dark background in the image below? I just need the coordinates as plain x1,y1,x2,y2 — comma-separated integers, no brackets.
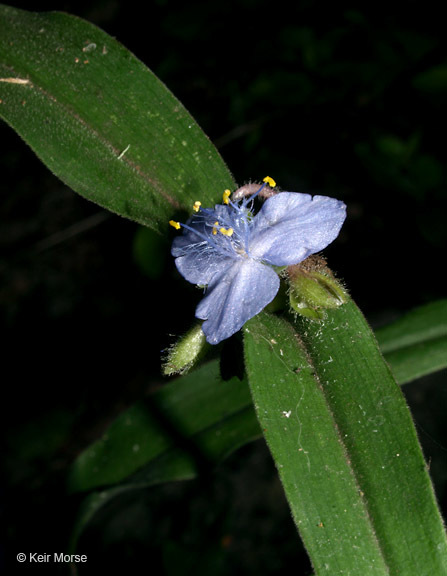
2,1,447,574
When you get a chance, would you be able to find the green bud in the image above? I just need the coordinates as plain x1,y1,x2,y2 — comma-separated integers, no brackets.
162,322,209,376
287,255,348,320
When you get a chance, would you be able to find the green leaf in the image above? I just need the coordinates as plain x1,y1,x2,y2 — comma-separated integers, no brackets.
69,400,260,550
244,302,447,575
376,299,447,384
244,311,389,574
68,359,261,551
0,5,234,232
68,360,260,493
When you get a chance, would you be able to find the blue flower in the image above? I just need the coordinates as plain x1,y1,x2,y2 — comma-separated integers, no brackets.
170,178,346,344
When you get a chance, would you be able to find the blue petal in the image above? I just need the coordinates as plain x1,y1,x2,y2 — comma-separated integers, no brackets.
174,251,233,286
249,192,346,266
195,259,280,344
171,204,240,285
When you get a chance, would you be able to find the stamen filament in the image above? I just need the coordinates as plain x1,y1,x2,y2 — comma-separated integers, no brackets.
247,182,267,202
171,219,220,248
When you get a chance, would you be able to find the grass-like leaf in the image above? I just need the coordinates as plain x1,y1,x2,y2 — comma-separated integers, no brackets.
67,359,260,551
244,310,390,574
244,301,447,574
68,360,260,493
376,299,447,384
0,4,234,232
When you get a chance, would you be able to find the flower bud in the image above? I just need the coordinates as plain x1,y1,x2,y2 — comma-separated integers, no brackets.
162,322,210,376
287,255,347,320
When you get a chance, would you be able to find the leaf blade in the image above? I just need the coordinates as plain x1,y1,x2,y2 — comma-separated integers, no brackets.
67,360,261,551
244,312,390,575
376,299,447,384
245,300,447,574
0,5,234,231
68,360,260,493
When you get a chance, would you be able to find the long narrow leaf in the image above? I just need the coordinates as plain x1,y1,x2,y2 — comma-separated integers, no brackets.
68,360,261,552
244,311,389,574
244,301,447,574
68,360,260,493
0,5,234,231
376,299,447,384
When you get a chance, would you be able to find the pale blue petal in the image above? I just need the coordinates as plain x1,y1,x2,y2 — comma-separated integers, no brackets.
249,192,346,266
196,259,280,344
174,251,233,286
172,204,240,285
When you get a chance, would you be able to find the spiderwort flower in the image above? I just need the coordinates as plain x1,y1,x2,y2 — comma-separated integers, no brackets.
170,178,346,345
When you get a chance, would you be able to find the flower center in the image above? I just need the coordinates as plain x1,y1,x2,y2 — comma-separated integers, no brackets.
169,176,277,259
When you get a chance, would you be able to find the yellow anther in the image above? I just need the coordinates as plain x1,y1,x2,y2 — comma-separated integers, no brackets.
263,176,276,188
219,227,234,237
222,189,231,205
169,220,181,230
212,221,219,235
193,201,201,212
